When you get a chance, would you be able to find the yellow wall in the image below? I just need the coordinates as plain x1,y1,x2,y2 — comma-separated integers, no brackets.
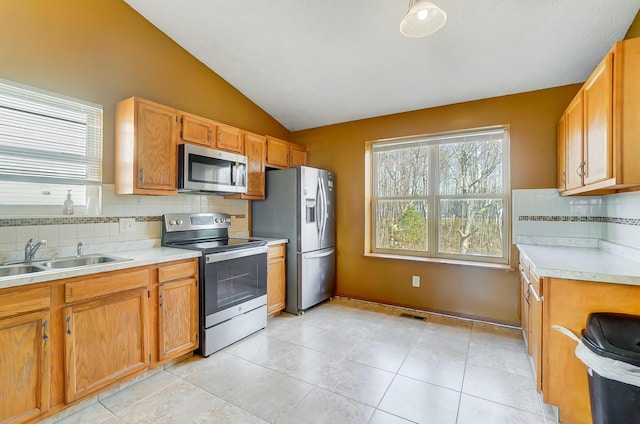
0,0,290,184
292,85,581,324
626,12,640,38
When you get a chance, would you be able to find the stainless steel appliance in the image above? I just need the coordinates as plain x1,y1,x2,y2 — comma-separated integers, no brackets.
161,212,267,356
252,166,335,315
178,143,248,194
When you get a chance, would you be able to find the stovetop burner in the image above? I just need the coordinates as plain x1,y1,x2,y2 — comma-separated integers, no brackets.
161,213,266,253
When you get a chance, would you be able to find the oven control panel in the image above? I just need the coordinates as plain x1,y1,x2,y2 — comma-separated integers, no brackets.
163,213,232,232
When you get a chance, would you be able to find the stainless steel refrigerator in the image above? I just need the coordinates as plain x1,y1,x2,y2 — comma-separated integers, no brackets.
252,166,335,314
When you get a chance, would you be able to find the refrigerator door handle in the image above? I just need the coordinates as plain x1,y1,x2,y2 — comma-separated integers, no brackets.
305,248,335,259
319,177,327,242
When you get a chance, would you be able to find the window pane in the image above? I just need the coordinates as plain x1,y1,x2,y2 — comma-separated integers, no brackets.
438,199,504,257
374,145,428,197
439,139,503,195
376,199,428,251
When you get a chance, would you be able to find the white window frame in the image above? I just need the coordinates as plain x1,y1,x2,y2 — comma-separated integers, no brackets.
0,78,103,215
365,126,510,265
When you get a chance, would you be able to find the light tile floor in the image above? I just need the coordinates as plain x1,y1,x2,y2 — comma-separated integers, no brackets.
48,298,558,423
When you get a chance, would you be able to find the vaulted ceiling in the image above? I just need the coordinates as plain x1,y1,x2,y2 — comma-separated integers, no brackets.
124,0,640,131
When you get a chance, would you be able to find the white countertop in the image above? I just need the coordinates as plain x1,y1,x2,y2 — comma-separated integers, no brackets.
0,247,201,290
517,243,640,286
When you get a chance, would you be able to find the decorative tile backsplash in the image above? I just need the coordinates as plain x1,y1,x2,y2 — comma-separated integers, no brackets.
513,189,640,250
0,184,249,262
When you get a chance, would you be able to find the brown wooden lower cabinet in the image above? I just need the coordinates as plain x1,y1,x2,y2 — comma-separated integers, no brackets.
542,278,640,424
157,260,199,363
267,243,286,315
0,285,51,424
0,258,199,423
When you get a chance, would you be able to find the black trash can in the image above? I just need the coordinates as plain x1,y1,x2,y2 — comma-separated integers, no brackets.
581,313,640,424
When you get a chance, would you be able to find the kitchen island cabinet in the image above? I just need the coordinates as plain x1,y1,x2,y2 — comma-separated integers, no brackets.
62,268,150,403
0,285,50,424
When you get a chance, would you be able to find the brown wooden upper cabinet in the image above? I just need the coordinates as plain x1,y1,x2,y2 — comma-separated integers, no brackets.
265,135,307,169
215,124,244,154
226,131,267,200
557,38,640,196
116,97,178,195
179,112,214,147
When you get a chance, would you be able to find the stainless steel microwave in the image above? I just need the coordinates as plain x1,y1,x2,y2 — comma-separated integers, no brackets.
178,143,247,194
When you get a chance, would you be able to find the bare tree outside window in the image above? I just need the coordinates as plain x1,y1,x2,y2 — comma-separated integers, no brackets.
370,128,508,264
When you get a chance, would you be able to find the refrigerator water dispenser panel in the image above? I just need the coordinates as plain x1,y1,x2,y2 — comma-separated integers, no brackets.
305,198,316,223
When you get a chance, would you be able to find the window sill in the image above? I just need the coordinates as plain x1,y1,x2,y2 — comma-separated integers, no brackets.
364,252,516,271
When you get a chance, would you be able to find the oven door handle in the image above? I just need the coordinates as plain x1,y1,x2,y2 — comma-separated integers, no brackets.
205,245,268,263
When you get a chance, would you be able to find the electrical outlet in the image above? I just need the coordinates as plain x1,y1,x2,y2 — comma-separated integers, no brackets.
119,217,136,233
412,275,420,287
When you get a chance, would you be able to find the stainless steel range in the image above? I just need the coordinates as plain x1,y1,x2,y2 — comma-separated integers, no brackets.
161,212,268,357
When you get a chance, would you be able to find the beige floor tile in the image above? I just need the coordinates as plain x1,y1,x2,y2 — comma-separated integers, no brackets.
368,410,416,424
111,380,219,423
266,344,339,385
226,333,298,366
413,331,470,361
261,319,325,345
187,396,268,424
462,365,542,415
467,342,532,378
422,315,474,342
379,375,460,423
280,387,374,424
300,327,364,358
317,358,395,406
345,338,411,372
224,366,314,422
398,348,466,391
471,322,526,352
53,402,119,424
457,394,545,424
168,352,266,399
99,371,179,415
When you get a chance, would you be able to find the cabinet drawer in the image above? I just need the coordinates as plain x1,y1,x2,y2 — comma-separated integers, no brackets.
158,260,197,283
268,244,286,259
65,269,149,303
0,285,50,319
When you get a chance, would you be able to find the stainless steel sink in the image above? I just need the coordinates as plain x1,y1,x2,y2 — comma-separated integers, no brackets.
0,264,47,277
40,254,128,269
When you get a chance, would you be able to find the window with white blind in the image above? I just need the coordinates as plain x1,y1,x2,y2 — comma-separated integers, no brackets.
366,127,510,265
0,79,102,214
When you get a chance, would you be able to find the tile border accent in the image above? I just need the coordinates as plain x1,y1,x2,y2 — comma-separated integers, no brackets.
0,216,162,227
518,216,640,226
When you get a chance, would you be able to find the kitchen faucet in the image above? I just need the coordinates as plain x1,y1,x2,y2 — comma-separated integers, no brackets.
77,241,85,256
24,238,47,262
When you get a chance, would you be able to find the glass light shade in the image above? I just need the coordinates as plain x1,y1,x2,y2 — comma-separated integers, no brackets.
400,0,447,38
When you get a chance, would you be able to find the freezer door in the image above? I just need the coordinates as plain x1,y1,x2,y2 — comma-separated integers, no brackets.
295,247,336,313
299,167,335,252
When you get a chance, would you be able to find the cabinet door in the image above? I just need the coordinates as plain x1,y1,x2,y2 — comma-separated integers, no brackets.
0,310,50,423
519,271,530,353
180,114,214,147
216,124,243,154
529,275,543,393
136,100,178,192
556,114,567,192
289,144,307,167
63,289,149,402
158,278,198,361
267,245,286,315
265,136,289,169
583,52,613,186
565,92,584,190
244,133,266,199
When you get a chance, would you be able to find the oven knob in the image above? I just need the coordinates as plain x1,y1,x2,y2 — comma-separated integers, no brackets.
169,219,176,226
214,218,220,224
226,218,231,223
176,219,183,226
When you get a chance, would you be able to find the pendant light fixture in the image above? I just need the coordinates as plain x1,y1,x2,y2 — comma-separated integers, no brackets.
400,0,447,38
